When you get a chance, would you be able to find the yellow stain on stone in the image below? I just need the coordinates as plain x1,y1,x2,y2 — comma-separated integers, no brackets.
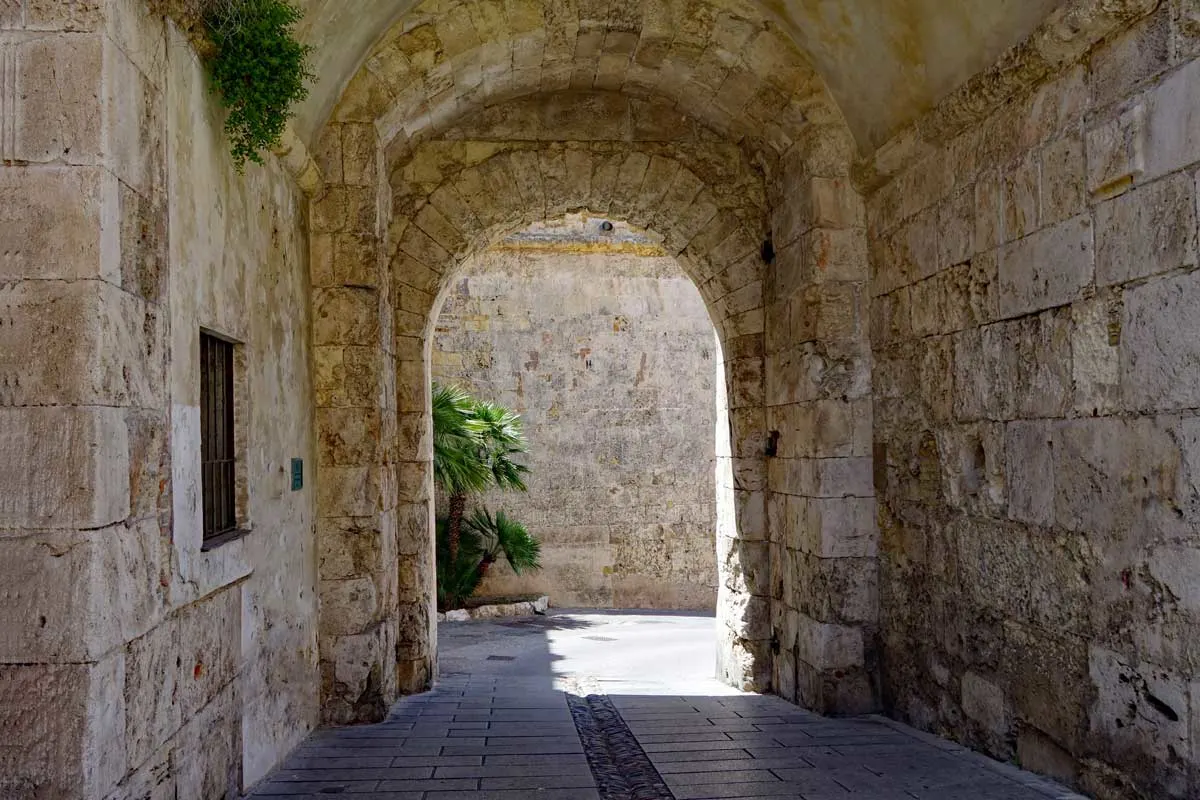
489,240,669,257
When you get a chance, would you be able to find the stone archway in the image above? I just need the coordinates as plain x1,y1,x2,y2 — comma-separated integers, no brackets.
12,2,1194,797
308,0,877,725
311,135,776,721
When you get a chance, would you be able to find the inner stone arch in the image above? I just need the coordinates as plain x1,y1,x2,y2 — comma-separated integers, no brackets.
412,202,772,693
311,122,791,716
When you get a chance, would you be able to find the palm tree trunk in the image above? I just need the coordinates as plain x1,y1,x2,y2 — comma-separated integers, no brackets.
447,492,467,565
477,554,496,582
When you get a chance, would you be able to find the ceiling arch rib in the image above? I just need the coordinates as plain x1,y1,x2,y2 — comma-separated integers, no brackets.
326,0,842,162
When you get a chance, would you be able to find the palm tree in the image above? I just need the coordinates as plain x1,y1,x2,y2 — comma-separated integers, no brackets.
466,508,541,580
435,510,542,610
431,383,529,565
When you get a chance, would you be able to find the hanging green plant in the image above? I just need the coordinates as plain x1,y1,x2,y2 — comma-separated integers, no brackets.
203,0,314,170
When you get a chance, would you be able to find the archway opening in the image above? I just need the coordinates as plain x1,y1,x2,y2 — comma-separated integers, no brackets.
420,210,758,690
429,214,722,617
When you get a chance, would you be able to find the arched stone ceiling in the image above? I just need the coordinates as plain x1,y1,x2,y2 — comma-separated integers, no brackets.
318,0,841,162
293,0,1064,152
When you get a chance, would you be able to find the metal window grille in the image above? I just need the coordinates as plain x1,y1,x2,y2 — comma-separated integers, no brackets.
200,333,236,540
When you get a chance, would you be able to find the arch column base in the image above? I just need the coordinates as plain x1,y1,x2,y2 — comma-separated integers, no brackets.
797,663,878,716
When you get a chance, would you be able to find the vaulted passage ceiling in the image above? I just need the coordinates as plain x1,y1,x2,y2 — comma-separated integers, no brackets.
291,0,1062,152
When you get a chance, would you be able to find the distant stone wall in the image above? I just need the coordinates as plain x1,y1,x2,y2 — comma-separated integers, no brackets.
432,222,719,610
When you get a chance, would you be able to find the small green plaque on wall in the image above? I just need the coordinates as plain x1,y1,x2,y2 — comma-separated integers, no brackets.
290,458,303,491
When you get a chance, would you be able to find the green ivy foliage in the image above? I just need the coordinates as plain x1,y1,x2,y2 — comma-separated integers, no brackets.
204,0,314,170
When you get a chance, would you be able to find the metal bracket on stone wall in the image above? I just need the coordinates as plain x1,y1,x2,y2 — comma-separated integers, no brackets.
855,0,1161,191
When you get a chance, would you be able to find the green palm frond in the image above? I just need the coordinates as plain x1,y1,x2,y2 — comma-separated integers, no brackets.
432,383,491,496
466,508,542,575
432,383,530,495
470,399,530,492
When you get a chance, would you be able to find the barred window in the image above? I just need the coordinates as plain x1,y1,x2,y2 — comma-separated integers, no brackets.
200,332,237,540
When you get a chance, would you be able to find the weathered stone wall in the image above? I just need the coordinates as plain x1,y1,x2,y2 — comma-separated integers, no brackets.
0,4,319,797
431,221,719,610
868,5,1200,797
762,127,878,716
163,18,319,792
20,2,1200,797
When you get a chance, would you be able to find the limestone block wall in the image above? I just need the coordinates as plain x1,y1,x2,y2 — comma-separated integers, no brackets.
763,127,878,716
163,19,319,791
867,5,1200,797
431,226,719,610
0,3,319,797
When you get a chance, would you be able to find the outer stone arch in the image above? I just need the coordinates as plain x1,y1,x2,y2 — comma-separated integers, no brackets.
309,0,878,715
321,0,844,166
309,136,777,720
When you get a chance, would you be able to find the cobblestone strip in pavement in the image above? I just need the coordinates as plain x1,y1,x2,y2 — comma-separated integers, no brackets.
567,694,674,800
249,676,1088,800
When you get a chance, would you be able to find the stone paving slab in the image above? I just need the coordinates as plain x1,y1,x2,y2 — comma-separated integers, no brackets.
252,682,1085,800
250,613,1088,800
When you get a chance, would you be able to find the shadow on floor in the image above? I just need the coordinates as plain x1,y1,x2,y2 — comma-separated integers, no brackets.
247,610,1086,800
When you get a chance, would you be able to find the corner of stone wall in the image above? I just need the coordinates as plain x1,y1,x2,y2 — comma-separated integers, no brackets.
0,1,178,795
714,327,773,693
763,123,881,715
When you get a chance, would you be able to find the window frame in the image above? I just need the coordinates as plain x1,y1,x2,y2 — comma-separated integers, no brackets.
200,330,240,546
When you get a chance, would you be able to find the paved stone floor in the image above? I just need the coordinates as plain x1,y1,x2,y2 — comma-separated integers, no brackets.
250,611,1086,799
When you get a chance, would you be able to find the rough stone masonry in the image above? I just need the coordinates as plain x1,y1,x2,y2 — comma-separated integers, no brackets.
1,0,1199,799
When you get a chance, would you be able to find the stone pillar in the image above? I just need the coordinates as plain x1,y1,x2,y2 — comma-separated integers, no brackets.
715,330,773,691
765,126,880,714
393,329,436,694
0,1,171,796
311,123,406,723
388,180,454,695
